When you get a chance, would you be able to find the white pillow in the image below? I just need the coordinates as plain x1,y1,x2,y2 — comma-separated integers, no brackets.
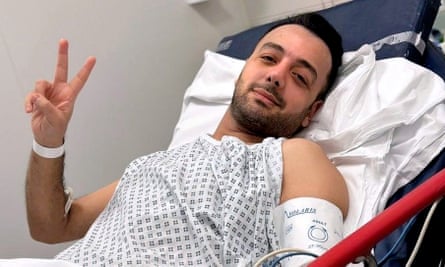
296,45,445,234
168,47,445,236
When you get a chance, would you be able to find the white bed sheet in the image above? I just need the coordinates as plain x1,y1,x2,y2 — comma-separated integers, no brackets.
0,258,79,267
169,46,445,237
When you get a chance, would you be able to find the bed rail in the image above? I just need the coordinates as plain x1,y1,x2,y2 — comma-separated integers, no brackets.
308,168,445,267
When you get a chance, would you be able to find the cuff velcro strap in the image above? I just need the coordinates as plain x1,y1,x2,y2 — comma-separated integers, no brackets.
32,139,65,158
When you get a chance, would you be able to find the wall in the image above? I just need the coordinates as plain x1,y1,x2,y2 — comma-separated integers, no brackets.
0,0,249,258
434,5,445,30
244,0,351,25
432,6,445,51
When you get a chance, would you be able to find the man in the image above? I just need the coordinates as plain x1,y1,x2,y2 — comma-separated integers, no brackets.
24,13,348,266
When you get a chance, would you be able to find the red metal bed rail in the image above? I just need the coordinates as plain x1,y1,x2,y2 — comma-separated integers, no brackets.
308,168,445,267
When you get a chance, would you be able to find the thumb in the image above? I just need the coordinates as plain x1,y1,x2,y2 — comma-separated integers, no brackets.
32,94,63,122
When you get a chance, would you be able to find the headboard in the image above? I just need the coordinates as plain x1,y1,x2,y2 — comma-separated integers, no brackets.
216,0,440,64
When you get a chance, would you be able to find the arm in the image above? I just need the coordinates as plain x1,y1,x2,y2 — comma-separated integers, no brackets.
274,138,349,266
280,138,348,217
26,153,118,243
24,39,116,243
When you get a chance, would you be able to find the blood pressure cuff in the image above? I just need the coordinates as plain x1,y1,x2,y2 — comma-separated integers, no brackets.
273,197,344,266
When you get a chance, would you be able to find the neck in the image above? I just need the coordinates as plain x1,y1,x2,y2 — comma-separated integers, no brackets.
211,109,265,144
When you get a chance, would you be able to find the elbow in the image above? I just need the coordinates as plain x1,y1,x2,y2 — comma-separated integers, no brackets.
29,228,60,244
28,222,67,244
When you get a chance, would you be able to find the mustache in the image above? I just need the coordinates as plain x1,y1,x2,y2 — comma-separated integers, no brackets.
250,82,284,107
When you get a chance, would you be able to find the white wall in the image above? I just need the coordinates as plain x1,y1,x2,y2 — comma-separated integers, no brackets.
0,0,351,259
244,0,351,25
0,0,249,258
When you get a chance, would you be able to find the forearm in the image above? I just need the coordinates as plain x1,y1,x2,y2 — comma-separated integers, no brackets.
24,39,98,243
25,150,69,243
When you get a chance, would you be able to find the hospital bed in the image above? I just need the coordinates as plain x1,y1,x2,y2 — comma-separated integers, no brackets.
170,0,445,266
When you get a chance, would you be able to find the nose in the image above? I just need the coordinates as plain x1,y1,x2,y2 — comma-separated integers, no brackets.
266,64,286,89
267,76,280,87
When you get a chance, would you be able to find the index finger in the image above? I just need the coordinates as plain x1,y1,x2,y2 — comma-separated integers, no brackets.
69,56,97,97
54,38,69,84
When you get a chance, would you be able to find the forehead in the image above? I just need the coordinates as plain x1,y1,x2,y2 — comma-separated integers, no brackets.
258,24,329,55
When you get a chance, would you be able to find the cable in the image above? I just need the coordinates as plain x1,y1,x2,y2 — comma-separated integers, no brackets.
405,197,442,267
253,248,318,267
376,216,416,265
269,251,318,267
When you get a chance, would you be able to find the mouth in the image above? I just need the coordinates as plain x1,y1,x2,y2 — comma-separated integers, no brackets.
252,87,281,107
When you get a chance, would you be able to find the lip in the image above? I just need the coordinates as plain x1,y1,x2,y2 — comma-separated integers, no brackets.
252,88,280,107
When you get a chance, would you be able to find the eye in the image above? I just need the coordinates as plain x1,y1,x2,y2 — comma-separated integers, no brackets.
261,55,276,64
291,70,309,87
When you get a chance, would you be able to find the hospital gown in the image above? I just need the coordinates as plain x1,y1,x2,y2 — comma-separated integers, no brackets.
55,134,284,266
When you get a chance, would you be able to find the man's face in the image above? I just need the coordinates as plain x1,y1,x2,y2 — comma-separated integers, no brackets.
230,24,332,138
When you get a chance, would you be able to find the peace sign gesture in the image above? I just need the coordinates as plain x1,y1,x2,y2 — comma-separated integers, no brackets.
25,39,96,148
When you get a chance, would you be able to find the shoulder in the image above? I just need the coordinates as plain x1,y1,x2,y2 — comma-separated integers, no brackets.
280,137,349,218
281,138,328,165
282,137,324,154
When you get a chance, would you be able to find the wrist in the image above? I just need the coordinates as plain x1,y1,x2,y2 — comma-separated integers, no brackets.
32,139,65,158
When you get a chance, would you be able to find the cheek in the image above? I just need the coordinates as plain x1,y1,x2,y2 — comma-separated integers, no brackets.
283,89,311,113
236,69,262,94
234,76,249,96
241,62,267,82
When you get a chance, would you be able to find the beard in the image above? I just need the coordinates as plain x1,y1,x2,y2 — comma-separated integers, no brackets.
230,77,310,138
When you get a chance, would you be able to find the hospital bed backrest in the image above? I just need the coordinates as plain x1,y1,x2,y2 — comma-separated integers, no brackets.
214,0,445,266
216,0,440,64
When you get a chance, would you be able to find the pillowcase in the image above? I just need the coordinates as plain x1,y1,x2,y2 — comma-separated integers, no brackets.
296,45,445,234
168,47,445,237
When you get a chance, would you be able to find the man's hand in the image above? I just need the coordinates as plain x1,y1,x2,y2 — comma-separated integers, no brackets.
24,39,96,147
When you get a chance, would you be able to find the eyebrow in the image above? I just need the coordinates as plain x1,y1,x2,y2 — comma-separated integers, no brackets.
261,42,284,53
260,41,318,83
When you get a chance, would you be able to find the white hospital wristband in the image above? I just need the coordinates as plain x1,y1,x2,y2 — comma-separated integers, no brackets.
32,139,65,158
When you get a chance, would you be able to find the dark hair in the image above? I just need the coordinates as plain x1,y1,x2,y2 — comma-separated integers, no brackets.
264,12,343,101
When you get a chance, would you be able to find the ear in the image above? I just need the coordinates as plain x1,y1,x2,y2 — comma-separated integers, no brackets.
301,100,323,128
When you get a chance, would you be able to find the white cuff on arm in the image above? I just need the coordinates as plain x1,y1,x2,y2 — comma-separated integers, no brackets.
32,139,65,158
272,197,344,266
